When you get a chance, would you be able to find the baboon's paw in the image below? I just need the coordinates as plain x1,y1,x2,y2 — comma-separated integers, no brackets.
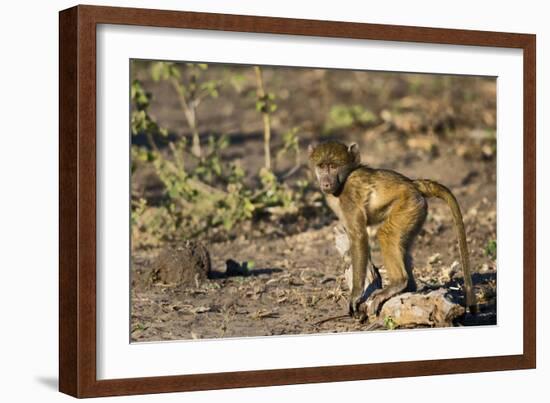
365,292,384,317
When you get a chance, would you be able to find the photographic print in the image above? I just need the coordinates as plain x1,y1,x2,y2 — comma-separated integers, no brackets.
59,6,535,396
129,60,497,342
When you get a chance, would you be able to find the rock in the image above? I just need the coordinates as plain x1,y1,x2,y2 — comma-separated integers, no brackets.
407,137,439,156
148,241,211,288
333,225,350,257
481,144,495,159
468,129,490,140
225,259,251,276
449,260,461,276
428,253,442,265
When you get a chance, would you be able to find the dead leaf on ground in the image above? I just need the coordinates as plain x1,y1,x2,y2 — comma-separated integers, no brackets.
250,309,279,320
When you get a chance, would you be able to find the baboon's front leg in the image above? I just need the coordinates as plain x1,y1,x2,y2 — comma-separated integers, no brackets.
346,214,370,319
349,242,367,319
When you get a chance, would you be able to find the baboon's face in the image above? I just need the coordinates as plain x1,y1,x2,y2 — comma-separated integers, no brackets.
308,142,360,195
313,161,345,194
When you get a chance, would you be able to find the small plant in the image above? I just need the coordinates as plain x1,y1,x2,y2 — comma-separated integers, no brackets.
384,316,397,330
131,323,147,333
194,135,230,183
131,197,148,227
485,239,497,260
153,139,197,201
151,62,221,158
130,63,324,245
256,168,293,209
223,69,247,93
211,183,256,231
131,202,178,249
130,80,167,153
227,161,246,185
277,127,301,174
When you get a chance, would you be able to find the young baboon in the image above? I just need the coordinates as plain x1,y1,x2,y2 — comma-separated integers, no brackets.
308,141,477,320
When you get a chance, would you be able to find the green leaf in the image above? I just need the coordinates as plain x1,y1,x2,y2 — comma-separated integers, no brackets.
131,80,150,109
151,61,179,81
485,240,497,260
151,62,164,81
256,100,265,111
384,316,397,330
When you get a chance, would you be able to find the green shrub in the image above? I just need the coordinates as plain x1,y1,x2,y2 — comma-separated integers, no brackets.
324,104,377,134
129,64,319,247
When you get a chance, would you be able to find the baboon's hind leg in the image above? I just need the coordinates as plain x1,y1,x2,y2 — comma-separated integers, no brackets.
405,251,417,292
365,198,426,317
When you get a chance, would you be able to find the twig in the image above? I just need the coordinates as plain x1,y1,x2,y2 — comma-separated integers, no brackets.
280,163,303,180
171,76,202,159
254,66,272,170
313,314,349,326
145,131,160,155
363,320,384,331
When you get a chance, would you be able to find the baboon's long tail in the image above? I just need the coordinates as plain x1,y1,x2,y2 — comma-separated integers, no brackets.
413,179,477,313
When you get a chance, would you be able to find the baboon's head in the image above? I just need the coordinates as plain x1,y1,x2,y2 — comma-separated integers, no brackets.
308,141,360,195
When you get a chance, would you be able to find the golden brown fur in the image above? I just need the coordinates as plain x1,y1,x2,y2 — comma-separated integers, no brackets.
308,141,477,319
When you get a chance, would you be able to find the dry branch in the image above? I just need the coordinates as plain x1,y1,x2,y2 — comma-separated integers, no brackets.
254,66,272,170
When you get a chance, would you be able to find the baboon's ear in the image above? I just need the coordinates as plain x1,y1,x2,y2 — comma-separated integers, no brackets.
348,143,361,163
307,143,317,158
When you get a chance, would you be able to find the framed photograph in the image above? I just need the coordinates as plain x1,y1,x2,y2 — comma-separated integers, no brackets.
59,4,536,398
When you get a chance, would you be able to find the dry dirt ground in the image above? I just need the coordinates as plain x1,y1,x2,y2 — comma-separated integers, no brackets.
130,65,497,342
130,143,497,342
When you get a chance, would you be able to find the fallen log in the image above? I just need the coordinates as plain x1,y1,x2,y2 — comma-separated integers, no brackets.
364,289,465,330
